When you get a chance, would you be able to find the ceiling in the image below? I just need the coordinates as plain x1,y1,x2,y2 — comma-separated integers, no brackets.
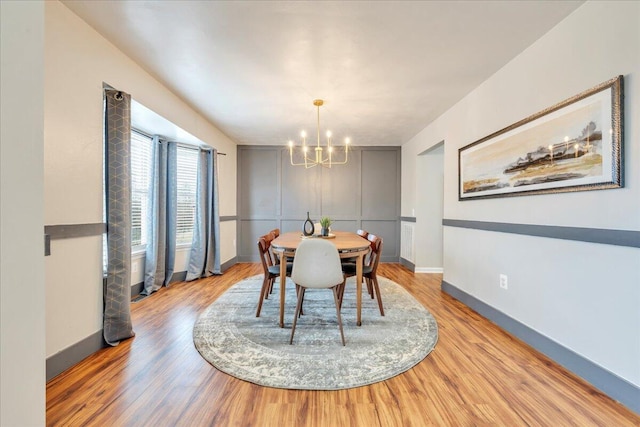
63,1,583,147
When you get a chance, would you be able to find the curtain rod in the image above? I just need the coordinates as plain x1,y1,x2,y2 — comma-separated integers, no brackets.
132,128,226,155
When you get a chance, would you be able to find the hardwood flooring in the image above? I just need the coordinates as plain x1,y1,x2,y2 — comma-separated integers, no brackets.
46,263,639,426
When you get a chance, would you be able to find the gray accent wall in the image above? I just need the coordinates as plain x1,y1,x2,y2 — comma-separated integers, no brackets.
237,146,401,262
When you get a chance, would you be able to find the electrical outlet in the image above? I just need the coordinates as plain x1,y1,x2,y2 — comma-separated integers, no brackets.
499,274,508,290
233,239,236,248
132,263,139,273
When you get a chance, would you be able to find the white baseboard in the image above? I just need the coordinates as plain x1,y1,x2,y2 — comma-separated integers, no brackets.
415,267,443,274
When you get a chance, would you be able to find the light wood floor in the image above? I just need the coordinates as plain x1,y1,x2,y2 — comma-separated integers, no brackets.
47,263,639,426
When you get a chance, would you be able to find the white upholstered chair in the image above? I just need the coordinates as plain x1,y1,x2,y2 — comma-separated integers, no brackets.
289,238,346,346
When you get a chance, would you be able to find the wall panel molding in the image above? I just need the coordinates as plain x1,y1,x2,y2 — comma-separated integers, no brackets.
45,223,106,239
443,219,640,248
237,146,401,262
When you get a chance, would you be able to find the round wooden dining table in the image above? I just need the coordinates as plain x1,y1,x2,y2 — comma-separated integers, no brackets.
270,231,371,328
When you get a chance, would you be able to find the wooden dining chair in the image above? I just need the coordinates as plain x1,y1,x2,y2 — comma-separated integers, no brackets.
340,229,369,262
340,229,372,295
290,238,346,346
268,228,293,285
340,234,384,316
256,232,291,317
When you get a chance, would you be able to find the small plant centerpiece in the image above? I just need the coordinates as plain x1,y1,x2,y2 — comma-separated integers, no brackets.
319,216,332,236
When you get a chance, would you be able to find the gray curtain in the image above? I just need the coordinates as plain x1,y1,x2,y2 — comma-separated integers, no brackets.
186,148,221,280
142,137,177,295
104,89,135,345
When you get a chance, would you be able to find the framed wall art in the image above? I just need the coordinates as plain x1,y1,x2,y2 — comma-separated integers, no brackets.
459,75,623,200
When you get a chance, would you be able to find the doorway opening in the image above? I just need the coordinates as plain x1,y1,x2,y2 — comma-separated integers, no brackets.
416,141,444,273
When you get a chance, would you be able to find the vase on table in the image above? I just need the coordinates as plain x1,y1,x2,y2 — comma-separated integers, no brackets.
302,212,314,236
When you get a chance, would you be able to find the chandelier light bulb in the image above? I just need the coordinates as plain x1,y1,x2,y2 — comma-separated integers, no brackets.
326,130,332,138
301,130,307,138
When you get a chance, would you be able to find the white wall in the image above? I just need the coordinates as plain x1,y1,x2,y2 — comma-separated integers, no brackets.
402,1,640,387
415,143,444,270
44,1,237,358
1,1,46,425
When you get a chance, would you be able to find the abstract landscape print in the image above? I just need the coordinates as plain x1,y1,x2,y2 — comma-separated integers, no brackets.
459,76,623,200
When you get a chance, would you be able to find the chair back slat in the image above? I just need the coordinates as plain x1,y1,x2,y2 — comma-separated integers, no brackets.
356,229,369,239
257,236,272,274
266,229,280,264
367,234,383,273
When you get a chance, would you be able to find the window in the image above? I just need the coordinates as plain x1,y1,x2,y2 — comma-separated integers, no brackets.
131,131,153,250
127,131,199,252
176,146,198,246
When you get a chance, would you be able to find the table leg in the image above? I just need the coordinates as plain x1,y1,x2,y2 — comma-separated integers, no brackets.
356,252,363,326
279,251,286,328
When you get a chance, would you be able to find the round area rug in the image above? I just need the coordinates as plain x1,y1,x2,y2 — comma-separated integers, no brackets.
193,275,438,390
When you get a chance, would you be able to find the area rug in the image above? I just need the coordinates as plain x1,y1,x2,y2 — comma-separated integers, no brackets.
193,275,438,390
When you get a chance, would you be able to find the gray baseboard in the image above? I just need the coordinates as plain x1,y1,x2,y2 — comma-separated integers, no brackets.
399,257,415,272
131,281,144,298
221,257,237,272
56,260,240,380
130,271,187,297
130,260,238,297
46,330,106,381
171,270,187,283
441,280,640,415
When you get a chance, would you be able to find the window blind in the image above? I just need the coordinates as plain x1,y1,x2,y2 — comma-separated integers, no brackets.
130,131,153,249
176,146,199,246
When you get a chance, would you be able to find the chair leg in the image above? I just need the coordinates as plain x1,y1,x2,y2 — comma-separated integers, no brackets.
269,277,275,295
289,286,305,344
337,278,346,311
371,275,384,316
366,277,374,298
295,284,305,317
264,277,271,300
332,286,346,346
256,275,270,317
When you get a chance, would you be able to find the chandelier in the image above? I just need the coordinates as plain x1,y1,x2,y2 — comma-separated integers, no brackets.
288,99,350,168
